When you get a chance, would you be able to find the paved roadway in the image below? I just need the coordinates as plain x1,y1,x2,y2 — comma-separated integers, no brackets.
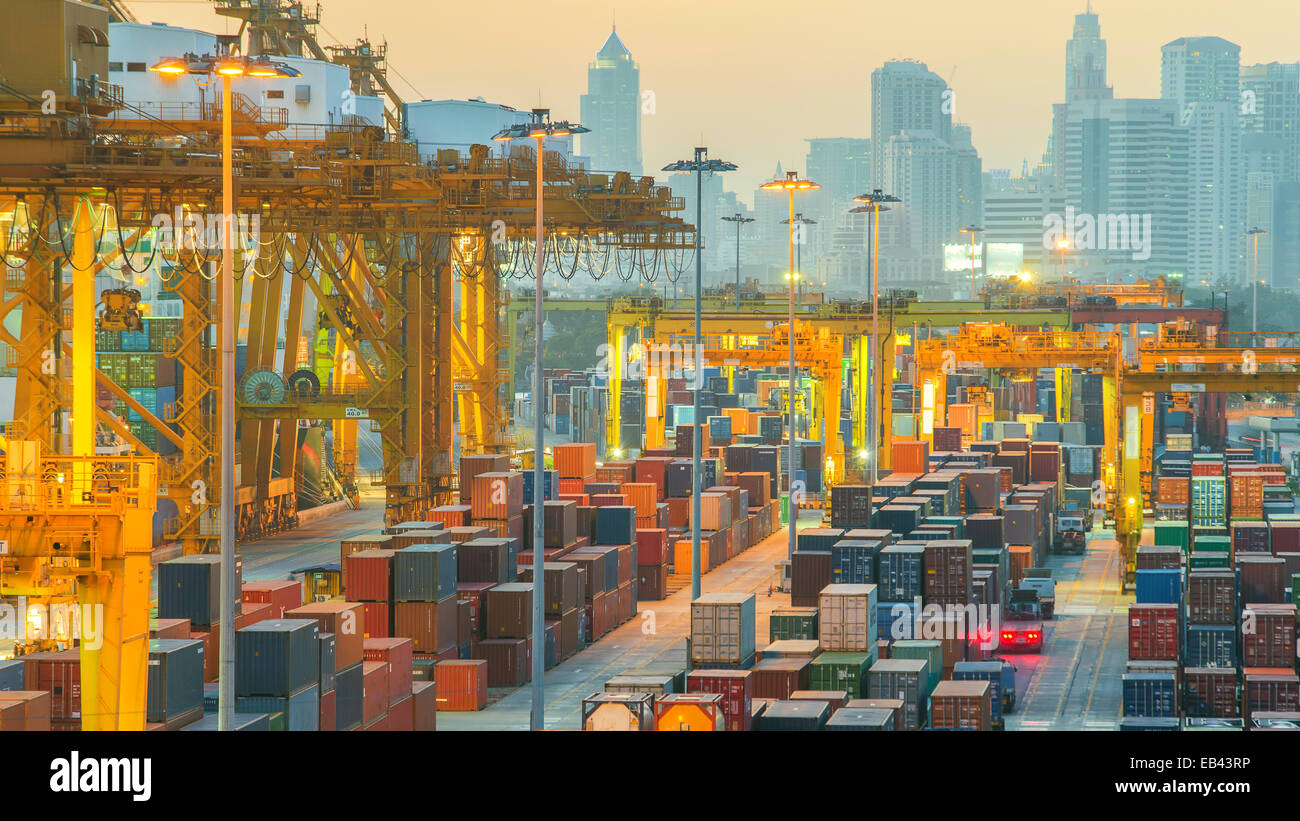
234,493,1134,731
1004,529,1129,731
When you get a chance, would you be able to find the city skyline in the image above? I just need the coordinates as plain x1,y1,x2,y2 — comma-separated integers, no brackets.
141,0,1298,201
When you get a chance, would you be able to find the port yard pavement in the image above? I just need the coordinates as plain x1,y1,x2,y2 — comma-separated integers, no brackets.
437,515,810,731
1005,531,1128,731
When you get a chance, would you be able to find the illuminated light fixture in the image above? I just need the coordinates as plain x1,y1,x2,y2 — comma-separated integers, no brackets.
858,449,869,462
151,57,187,74
149,53,301,79
214,61,245,77
493,108,589,143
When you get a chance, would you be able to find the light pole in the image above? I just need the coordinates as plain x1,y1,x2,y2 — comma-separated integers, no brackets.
663,149,737,602
722,213,754,310
959,225,984,300
1246,227,1267,337
851,190,900,484
1056,237,1069,283
493,109,589,732
762,171,820,562
781,213,817,312
151,46,299,733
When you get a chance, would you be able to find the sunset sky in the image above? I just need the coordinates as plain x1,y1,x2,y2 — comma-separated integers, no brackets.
136,0,1298,198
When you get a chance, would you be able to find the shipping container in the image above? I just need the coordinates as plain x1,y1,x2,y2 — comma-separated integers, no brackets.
690,593,756,667
929,680,993,731
434,660,488,711
582,691,655,730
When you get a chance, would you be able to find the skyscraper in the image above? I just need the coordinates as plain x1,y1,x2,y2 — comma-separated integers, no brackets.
1048,6,1114,189
1161,36,1244,283
1240,62,1300,286
870,61,952,188
879,129,957,284
579,27,641,175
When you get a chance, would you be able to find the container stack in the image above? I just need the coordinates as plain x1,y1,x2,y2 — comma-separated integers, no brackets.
392,542,460,661
471,470,525,544
235,618,322,731
286,601,366,730
158,554,242,683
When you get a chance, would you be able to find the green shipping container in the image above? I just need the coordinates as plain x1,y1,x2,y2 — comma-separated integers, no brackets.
1153,521,1189,553
1193,534,1231,554
769,607,819,642
890,639,943,694
927,516,965,539
1189,554,1230,570
809,651,873,699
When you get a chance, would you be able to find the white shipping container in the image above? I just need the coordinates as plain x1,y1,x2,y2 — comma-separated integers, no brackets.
690,593,756,666
690,492,730,532
818,584,879,652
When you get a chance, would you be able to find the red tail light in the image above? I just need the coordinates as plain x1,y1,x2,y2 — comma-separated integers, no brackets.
1001,631,1014,642
1028,631,1040,641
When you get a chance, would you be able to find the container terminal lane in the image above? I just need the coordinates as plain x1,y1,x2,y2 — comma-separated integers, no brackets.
0,0,1297,739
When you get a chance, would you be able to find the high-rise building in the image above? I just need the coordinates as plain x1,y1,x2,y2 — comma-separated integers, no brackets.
1065,4,1113,103
870,61,951,188
805,137,871,216
1060,98,1189,277
579,27,641,175
879,130,957,284
1240,62,1300,182
1048,7,1114,189
951,124,983,228
984,188,1066,274
1162,36,1244,283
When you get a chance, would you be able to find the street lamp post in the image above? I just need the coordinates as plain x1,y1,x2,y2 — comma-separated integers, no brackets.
851,190,900,484
663,149,737,602
722,213,754,310
959,225,984,300
781,214,817,313
493,109,589,732
762,171,820,563
1246,227,1267,338
1056,237,1069,283
151,46,299,733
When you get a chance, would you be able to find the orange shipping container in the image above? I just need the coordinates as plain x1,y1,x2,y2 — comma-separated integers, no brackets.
435,659,488,710
470,471,524,519
947,404,977,438
674,539,710,575
722,407,750,435
287,601,367,670
558,477,586,495
891,440,929,474
1007,545,1032,589
620,482,658,517
554,442,597,479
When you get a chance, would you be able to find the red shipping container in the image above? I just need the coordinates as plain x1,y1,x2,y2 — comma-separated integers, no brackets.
242,580,303,617
151,617,192,640
1270,521,1300,554
637,564,669,600
1243,668,1300,718
21,650,80,728
635,528,668,565
1187,571,1236,625
475,638,530,687
1183,667,1239,718
436,658,487,702
635,456,673,498
1242,604,1297,668
471,471,524,519
605,586,621,629
362,661,390,726
456,582,493,634
617,581,632,623
191,629,217,681
558,493,590,505
750,658,811,700
1128,604,1180,660
1237,556,1287,603
288,601,366,670
412,680,438,729
394,598,458,653
386,694,414,731
558,477,586,495
458,454,510,501
687,669,753,731
237,601,273,630
360,601,391,638
590,493,628,507
364,637,415,705
319,689,337,731
363,713,390,731
346,549,396,602
427,505,472,528
1157,476,1189,505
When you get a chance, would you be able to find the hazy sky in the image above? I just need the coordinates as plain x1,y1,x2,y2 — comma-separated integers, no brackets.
139,0,1298,200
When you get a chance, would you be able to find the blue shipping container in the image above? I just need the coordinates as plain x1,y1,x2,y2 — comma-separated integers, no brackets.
877,545,926,603
831,540,881,585
878,601,917,640
181,712,270,731
394,543,458,602
235,618,320,698
595,506,636,546
1122,673,1178,718
1183,625,1237,668
0,658,24,690
236,683,319,731
147,638,205,723
334,662,364,730
1135,569,1183,605
157,555,222,627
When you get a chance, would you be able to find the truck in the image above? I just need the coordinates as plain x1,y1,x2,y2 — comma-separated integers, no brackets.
1054,513,1086,554
998,621,1043,653
1007,570,1056,620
